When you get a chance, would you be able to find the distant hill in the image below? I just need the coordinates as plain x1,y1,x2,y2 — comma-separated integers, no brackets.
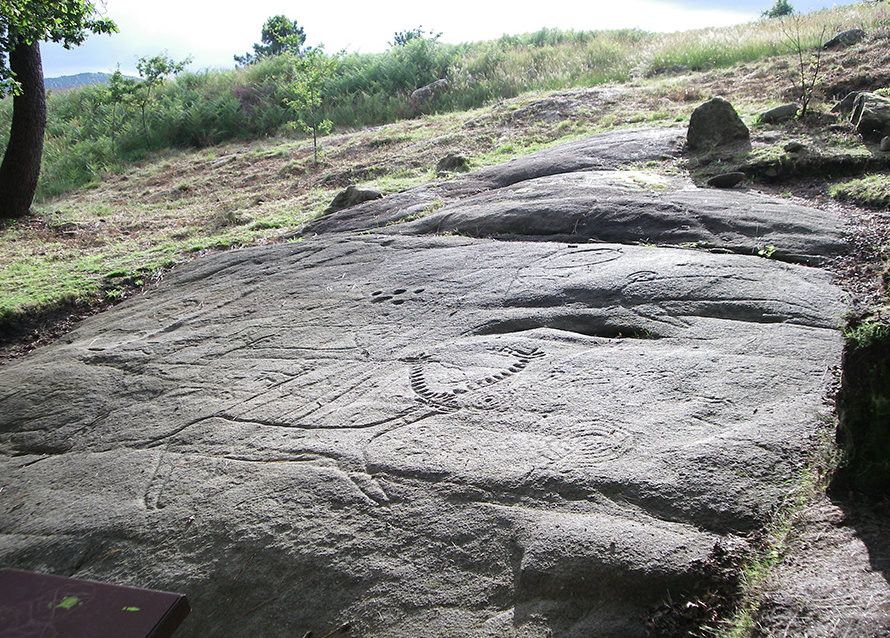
44,72,137,91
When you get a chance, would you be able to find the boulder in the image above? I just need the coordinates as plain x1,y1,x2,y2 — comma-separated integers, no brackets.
0,128,848,637
0,231,846,637
687,97,750,151
325,185,383,214
410,78,449,113
706,172,747,189
760,103,799,124
320,163,845,266
307,128,687,235
436,153,470,174
881,136,890,152
823,28,866,50
832,92,860,116
850,92,890,139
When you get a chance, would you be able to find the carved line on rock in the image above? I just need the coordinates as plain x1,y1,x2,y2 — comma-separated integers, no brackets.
407,346,545,412
545,423,635,466
135,342,632,511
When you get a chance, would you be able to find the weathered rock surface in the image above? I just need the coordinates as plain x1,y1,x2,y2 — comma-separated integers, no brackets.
851,92,890,139
0,128,848,637
305,127,687,236
389,172,843,265
755,498,890,637
687,97,750,150
881,136,890,152
823,28,866,50
832,91,860,116
306,129,843,267
760,103,798,124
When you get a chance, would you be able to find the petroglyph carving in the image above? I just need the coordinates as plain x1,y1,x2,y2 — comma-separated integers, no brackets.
406,346,545,412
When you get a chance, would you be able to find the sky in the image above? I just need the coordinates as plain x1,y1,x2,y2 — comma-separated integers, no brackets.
41,0,859,77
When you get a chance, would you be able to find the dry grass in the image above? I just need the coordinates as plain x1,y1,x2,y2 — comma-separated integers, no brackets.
645,2,886,75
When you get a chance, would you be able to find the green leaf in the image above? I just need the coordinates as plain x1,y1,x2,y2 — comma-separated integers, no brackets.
54,595,81,610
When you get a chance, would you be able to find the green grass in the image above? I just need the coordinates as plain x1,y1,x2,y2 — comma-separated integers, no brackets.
388,198,446,225
0,184,327,324
360,168,436,195
844,320,890,349
0,231,244,322
829,174,890,208
716,507,798,638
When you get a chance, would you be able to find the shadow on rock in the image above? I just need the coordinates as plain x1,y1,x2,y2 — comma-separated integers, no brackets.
836,498,890,587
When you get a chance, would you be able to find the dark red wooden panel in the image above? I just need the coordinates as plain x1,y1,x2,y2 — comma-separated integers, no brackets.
0,569,189,638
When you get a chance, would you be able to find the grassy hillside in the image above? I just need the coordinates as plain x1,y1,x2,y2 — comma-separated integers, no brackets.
0,2,888,345
0,2,884,201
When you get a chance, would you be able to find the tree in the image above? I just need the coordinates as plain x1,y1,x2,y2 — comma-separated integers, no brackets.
391,26,441,47
135,53,189,146
781,15,827,119
0,1,116,218
283,49,336,164
236,15,306,65
763,0,794,18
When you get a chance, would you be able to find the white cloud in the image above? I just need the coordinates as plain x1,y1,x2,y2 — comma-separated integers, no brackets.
43,0,757,76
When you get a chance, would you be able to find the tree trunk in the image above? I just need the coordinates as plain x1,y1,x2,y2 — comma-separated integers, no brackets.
312,128,318,164
0,41,46,219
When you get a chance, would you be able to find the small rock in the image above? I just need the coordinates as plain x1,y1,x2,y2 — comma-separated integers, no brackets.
687,97,750,151
758,131,784,143
850,92,890,139
540,110,564,124
410,78,449,113
784,141,805,153
760,103,799,124
325,185,383,214
881,136,890,152
706,172,747,189
831,92,860,115
436,154,470,174
823,28,866,50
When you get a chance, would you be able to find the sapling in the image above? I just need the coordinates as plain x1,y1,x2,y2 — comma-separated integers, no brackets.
284,49,337,164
